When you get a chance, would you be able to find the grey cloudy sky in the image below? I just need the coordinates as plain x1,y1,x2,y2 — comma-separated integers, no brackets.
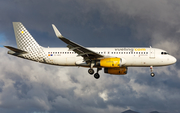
0,0,180,113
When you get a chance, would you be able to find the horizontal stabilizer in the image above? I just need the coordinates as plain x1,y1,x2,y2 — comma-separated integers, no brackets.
4,46,28,54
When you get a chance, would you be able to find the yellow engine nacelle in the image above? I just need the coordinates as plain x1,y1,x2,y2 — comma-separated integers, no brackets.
100,58,121,67
104,67,128,75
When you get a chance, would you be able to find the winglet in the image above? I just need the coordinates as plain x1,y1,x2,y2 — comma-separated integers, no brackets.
52,24,64,38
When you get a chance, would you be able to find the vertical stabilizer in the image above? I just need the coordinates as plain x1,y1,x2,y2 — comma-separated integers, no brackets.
13,22,40,51
12,22,48,62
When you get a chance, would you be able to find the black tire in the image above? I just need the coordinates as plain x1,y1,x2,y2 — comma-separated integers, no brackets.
88,69,94,75
94,73,100,79
150,73,155,77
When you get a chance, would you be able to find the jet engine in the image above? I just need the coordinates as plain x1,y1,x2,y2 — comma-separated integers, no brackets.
99,58,120,67
104,67,128,75
96,58,126,67
76,58,126,68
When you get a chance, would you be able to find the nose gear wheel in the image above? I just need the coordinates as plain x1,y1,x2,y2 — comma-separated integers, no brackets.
150,72,155,77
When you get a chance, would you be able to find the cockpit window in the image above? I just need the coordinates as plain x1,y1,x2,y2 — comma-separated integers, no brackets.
161,52,169,55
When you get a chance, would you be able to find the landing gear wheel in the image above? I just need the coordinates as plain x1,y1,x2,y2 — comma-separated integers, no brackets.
94,73,100,79
88,69,94,75
150,73,155,77
150,66,155,77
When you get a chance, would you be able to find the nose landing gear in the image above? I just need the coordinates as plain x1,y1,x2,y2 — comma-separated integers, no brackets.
150,66,155,77
150,72,155,77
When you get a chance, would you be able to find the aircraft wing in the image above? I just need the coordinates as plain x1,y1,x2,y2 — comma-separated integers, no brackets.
52,24,104,60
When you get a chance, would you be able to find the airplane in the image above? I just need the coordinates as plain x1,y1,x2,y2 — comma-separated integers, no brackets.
4,22,177,79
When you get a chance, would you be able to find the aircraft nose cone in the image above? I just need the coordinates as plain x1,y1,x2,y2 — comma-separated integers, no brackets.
171,56,177,64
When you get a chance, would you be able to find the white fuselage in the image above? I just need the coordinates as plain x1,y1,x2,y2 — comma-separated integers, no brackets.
7,22,177,78
42,47,176,67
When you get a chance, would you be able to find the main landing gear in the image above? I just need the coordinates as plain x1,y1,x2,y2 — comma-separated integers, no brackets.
150,66,155,77
88,68,102,79
88,69,94,75
88,62,95,75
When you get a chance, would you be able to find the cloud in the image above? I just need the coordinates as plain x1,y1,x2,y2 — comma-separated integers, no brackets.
1,47,180,113
1,0,180,48
1,0,180,113
0,34,6,47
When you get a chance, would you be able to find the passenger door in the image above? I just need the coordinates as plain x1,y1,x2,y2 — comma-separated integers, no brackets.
149,48,155,58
